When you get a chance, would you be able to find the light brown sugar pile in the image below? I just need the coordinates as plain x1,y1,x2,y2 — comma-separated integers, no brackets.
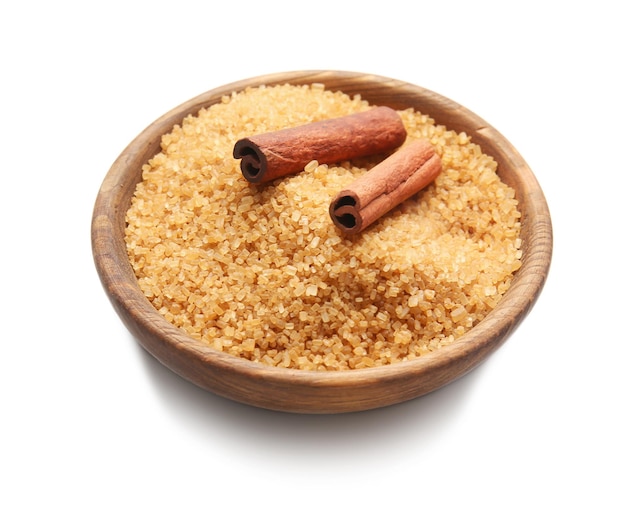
125,84,522,371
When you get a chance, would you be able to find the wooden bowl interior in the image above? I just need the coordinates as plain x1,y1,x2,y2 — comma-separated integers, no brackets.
92,71,552,413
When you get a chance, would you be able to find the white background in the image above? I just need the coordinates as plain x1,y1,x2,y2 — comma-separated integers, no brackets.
2,1,624,509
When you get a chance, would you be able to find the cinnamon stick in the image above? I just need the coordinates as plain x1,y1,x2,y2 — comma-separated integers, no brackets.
233,106,407,184
329,139,442,234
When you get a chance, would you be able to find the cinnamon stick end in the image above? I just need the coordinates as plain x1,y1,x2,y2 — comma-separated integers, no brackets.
329,192,363,235
233,138,267,184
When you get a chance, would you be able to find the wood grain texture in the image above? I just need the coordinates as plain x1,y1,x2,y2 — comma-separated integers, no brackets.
91,70,553,414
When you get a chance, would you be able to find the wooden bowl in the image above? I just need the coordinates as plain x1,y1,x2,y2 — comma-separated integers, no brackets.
92,71,552,414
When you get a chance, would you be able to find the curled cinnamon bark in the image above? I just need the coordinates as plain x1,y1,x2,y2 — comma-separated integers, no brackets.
233,107,407,184
329,139,442,235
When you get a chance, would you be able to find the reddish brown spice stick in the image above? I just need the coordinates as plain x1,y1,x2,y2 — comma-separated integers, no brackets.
329,139,442,235
233,106,407,184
